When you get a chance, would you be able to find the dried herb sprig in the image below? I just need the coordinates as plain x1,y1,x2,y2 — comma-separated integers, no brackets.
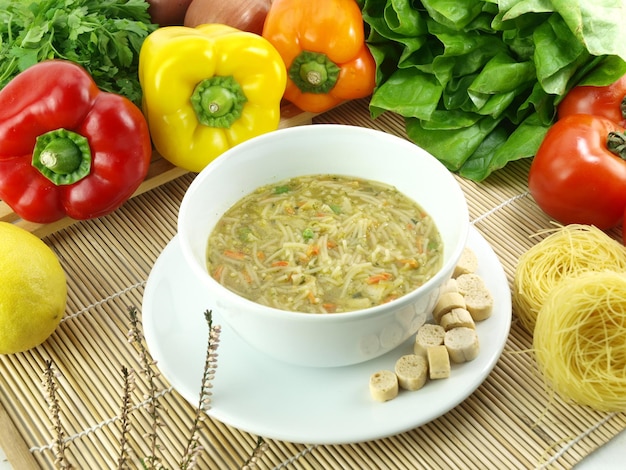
128,306,164,470
43,360,72,470
42,304,265,469
117,366,135,470
242,436,268,470
179,310,222,469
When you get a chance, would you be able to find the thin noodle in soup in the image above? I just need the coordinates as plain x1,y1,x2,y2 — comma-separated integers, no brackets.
206,174,443,313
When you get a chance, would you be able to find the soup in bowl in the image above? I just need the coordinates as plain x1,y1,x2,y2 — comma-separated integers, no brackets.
178,124,469,367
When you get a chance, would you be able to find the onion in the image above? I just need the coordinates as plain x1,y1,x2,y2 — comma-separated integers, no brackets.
147,0,194,26
184,0,272,35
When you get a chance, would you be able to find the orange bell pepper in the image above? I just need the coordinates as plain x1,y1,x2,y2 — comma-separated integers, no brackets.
262,0,376,113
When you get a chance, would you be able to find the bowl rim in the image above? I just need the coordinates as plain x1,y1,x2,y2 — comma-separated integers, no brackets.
178,124,470,323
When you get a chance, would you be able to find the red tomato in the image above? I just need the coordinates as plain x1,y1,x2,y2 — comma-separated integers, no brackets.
558,75,626,127
528,114,626,230
622,209,626,245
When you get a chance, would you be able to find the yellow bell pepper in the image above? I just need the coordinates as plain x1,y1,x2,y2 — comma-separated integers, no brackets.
138,24,287,172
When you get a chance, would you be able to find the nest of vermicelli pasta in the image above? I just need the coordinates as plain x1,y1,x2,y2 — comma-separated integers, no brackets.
513,224,626,333
533,270,626,412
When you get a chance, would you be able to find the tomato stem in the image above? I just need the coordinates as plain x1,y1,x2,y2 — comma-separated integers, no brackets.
607,131,626,160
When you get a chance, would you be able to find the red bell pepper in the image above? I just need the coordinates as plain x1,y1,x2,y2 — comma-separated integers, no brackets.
0,60,152,223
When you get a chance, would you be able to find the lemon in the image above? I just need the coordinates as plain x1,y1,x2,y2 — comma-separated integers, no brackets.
0,222,67,354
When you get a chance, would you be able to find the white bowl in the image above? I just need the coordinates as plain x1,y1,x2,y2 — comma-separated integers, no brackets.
178,124,469,367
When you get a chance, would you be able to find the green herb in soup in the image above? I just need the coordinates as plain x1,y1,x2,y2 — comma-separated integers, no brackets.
206,175,443,313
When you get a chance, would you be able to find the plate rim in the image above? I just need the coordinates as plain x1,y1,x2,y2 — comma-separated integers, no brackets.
142,225,512,445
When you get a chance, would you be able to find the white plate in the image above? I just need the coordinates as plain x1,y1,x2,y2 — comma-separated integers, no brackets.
142,226,511,445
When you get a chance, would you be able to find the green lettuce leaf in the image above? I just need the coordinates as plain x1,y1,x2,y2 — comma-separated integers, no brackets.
362,0,626,181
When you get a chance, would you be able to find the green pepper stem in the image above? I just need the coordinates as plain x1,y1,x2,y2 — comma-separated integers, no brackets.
607,131,626,160
289,51,340,94
32,129,91,185
190,75,247,128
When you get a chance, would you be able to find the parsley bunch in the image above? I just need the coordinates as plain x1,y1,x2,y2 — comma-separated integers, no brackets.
0,0,157,106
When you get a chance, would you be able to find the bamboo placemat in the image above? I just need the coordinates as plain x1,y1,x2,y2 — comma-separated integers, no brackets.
1,99,625,469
